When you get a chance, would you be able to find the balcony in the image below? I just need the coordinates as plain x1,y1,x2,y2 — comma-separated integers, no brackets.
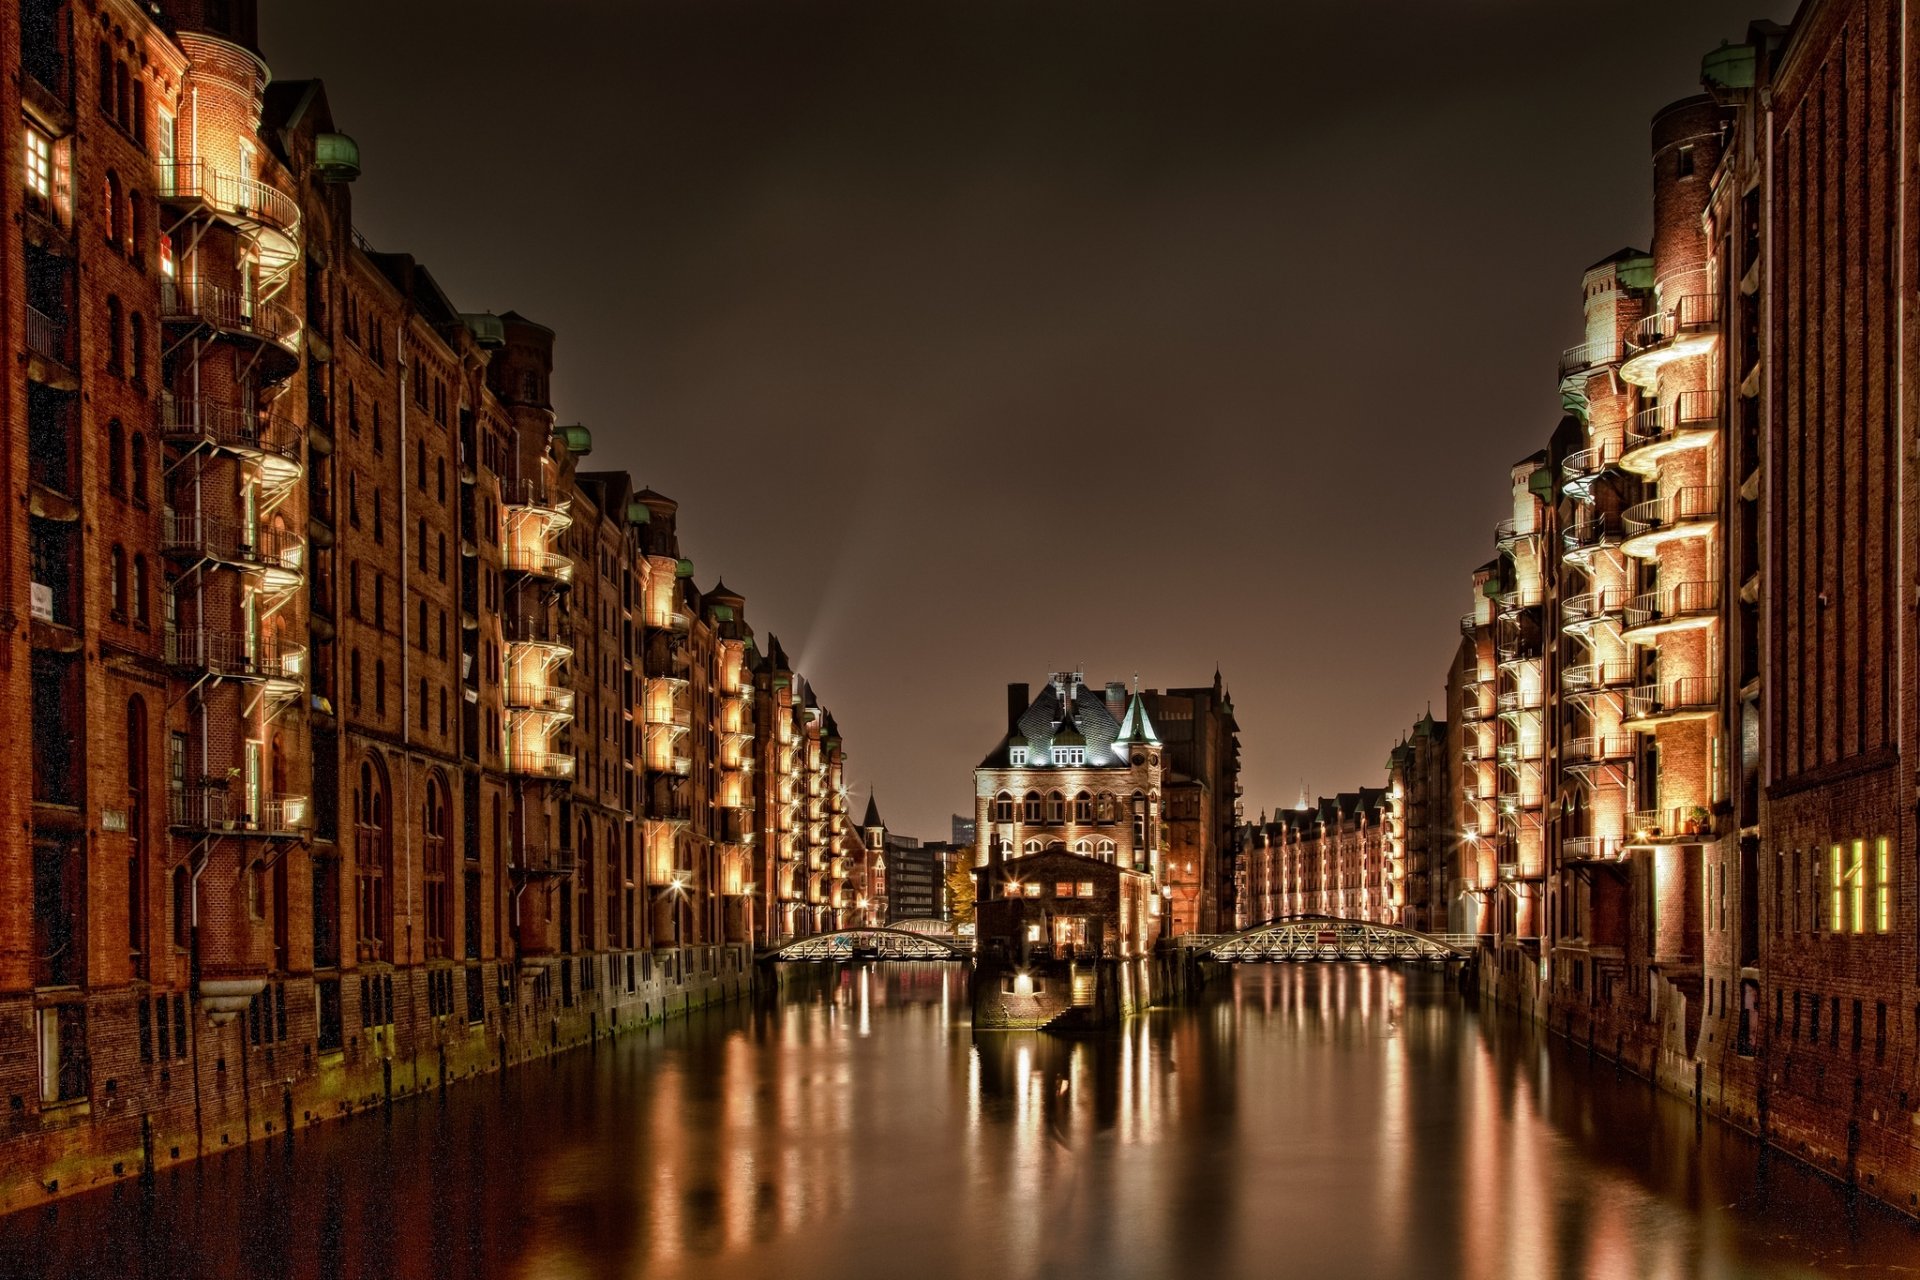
161,279,301,362
155,161,301,265
502,544,574,584
502,479,573,529
1561,437,1625,497
1495,688,1544,715
1624,807,1717,846
25,304,72,370
159,395,301,478
1496,739,1543,766
1561,734,1635,767
644,632,690,681
1560,587,1628,636
506,682,576,715
162,515,305,591
1620,295,1721,388
1621,390,1722,477
169,784,308,837
1560,513,1627,564
1494,516,1543,550
1621,486,1720,558
166,629,305,685
1562,836,1627,865
507,750,576,780
1559,339,1626,382
1561,660,1635,694
647,608,692,633
511,844,579,878
1623,676,1722,728
1459,611,1486,636
1622,580,1722,642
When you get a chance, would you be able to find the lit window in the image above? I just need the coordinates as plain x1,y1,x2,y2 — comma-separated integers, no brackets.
1026,923,1041,942
1875,837,1892,933
24,125,52,199
1078,881,1095,898
1849,839,1866,933
1023,883,1042,898
1009,746,1027,767
1829,845,1841,933
1056,882,1075,897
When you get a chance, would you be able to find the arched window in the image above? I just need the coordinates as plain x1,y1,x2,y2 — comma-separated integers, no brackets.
1096,793,1115,823
1073,791,1093,823
423,773,449,958
129,432,146,505
1022,791,1042,824
106,295,123,371
1072,840,1092,855
1096,839,1116,863
992,792,1014,823
354,757,392,961
107,420,125,494
1022,839,1042,857
126,697,148,975
104,170,122,245
109,545,126,617
1046,791,1065,824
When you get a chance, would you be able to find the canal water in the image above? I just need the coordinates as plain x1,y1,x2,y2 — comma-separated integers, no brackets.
4,964,1917,1279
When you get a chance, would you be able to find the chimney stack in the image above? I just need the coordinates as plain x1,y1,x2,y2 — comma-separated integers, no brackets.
1104,681,1127,720
1007,682,1029,732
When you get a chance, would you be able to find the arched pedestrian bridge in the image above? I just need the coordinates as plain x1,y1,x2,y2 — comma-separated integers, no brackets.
1182,916,1476,964
766,928,969,962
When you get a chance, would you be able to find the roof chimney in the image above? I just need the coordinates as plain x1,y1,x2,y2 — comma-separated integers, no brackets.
1007,682,1029,732
1105,682,1127,720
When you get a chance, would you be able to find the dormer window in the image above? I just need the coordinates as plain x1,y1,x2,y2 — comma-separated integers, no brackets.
1054,747,1084,766
1009,746,1028,767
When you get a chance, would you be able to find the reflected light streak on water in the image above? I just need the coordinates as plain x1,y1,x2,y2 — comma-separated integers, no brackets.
3,962,1918,1280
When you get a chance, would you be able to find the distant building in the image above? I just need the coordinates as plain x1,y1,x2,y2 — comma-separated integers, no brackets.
973,671,1169,941
1141,672,1241,935
1384,712,1451,934
951,814,977,848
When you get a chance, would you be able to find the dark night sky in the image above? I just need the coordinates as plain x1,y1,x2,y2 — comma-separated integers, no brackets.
264,0,1796,841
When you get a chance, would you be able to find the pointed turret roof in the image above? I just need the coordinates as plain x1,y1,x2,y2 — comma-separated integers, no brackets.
1114,693,1160,747
862,790,883,829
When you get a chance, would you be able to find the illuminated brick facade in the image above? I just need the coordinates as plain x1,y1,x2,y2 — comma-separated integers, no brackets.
1447,1,1920,1216
0,0,851,1210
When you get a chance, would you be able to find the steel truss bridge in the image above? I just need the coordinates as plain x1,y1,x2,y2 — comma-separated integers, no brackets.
1183,916,1475,964
766,928,969,962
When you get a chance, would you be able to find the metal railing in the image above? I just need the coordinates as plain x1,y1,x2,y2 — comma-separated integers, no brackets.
1494,516,1543,547
162,515,304,573
1561,587,1629,625
1625,808,1716,842
506,750,576,780
1562,436,1625,479
1627,389,1723,452
1562,660,1635,692
26,304,70,364
502,545,574,582
155,161,302,243
1562,734,1635,764
1496,688,1544,713
1559,339,1626,379
161,279,300,349
158,394,300,461
1561,513,1628,554
1630,294,1722,350
1625,676,1722,720
166,629,303,681
1459,611,1485,635
1622,486,1720,536
169,785,307,833
1623,580,1722,630
506,683,576,714
1562,836,1626,863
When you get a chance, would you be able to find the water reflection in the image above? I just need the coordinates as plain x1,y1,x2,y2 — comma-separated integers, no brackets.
2,963,1914,1279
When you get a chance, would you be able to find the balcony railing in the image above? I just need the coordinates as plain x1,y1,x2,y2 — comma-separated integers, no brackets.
166,629,303,682
1459,611,1486,635
1558,339,1626,380
1496,688,1544,714
169,784,308,835
507,750,576,779
1562,734,1635,765
1623,580,1722,631
1629,294,1722,351
25,305,70,365
511,844,579,877
1494,516,1543,548
647,609,692,633
161,279,301,351
1562,437,1625,483
155,161,302,245
1625,808,1716,844
506,683,576,714
159,394,300,462
162,515,304,576
1561,513,1628,555
502,545,574,583
1622,486,1720,537
1562,836,1626,863
1624,676,1722,722
1560,587,1629,627
1561,660,1635,693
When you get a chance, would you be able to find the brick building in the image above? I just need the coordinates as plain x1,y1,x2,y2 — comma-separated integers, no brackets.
1440,0,1920,1216
973,672,1170,942
1239,791,1388,925
0,0,854,1211
1141,672,1242,935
